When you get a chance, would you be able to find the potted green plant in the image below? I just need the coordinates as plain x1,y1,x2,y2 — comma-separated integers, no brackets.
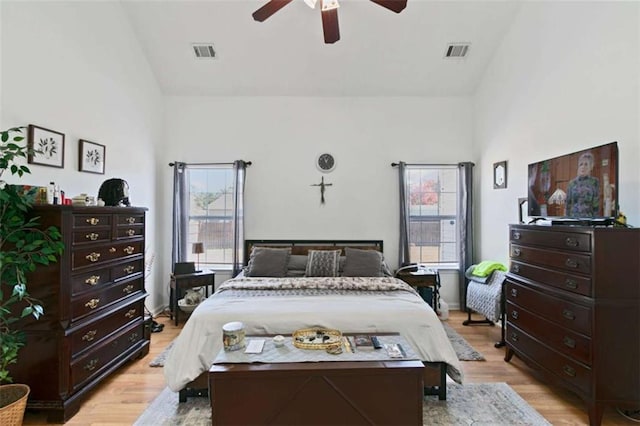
0,126,63,425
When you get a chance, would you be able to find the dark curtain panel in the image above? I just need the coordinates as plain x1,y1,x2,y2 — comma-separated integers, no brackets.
458,162,475,311
397,161,411,267
232,160,247,277
171,162,188,271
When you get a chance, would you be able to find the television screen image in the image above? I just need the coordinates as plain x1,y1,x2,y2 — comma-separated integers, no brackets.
528,142,618,219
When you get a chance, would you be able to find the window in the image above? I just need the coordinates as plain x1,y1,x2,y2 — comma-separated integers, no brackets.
406,165,459,268
185,165,236,268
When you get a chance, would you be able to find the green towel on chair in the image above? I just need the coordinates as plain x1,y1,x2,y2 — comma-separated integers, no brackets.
471,260,507,277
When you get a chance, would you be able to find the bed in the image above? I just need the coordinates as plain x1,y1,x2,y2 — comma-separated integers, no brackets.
163,240,463,401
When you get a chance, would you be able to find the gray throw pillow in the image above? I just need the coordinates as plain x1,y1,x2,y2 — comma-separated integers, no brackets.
305,250,341,277
245,247,291,277
342,247,384,277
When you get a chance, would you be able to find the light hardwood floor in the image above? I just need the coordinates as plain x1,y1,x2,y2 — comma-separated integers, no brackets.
22,310,636,425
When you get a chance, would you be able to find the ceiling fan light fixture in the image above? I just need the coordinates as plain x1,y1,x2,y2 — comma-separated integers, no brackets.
321,0,339,11
303,0,317,9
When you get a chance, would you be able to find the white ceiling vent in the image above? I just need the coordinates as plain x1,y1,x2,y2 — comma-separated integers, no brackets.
192,43,216,59
445,43,470,59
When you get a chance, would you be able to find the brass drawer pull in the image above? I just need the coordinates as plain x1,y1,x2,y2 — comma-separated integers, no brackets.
123,284,134,294
512,231,521,240
85,275,100,286
512,248,521,257
126,217,136,224
85,299,100,309
562,309,576,320
128,332,139,343
86,232,99,241
82,330,97,342
511,310,519,320
84,359,99,371
86,252,101,262
562,365,576,377
511,264,520,273
564,279,578,289
86,217,100,225
565,258,579,268
126,229,136,236
125,309,137,319
124,265,135,274
123,246,135,255
565,237,579,247
109,247,117,253
510,288,518,298
510,332,519,342
563,336,576,349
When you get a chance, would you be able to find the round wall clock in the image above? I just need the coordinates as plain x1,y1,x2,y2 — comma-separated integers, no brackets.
316,153,336,173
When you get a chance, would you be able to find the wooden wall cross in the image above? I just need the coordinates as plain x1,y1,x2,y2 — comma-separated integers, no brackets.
311,176,333,204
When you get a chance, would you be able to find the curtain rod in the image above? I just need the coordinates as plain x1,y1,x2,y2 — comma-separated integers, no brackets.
391,162,459,167
168,161,252,167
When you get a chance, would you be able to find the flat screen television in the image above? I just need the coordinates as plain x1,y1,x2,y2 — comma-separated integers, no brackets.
527,141,618,222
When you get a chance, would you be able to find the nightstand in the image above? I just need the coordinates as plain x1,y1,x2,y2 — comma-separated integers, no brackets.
170,270,215,325
395,269,440,309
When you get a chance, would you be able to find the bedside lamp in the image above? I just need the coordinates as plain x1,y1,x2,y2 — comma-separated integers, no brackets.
192,242,204,271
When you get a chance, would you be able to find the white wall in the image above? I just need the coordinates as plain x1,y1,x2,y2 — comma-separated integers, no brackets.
161,96,474,308
474,1,640,262
0,1,164,311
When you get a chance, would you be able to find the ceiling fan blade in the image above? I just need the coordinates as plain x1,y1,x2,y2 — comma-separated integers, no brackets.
370,0,407,13
252,0,294,22
321,9,340,44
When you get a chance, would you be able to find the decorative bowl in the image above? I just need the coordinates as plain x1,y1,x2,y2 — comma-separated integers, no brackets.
178,298,198,314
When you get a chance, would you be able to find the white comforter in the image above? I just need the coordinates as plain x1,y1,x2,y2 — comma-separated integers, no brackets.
163,276,463,391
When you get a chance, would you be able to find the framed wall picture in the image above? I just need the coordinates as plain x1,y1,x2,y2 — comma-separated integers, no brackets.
79,139,106,174
493,161,507,189
28,124,65,168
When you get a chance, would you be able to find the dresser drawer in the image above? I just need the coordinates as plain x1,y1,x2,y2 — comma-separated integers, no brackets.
115,225,144,240
73,214,112,229
507,324,592,395
116,213,145,226
112,258,144,281
69,295,145,356
510,227,591,252
511,244,591,275
71,267,113,296
70,320,144,393
506,301,591,365
506,280,592,335
509,261,592,297
71,277,144,321
72,228,112,245
72,241,144,270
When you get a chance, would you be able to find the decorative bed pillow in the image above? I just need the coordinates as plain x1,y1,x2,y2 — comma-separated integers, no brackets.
245,247,291,277
342,247,384,277
286,255,308,277
305,250,341,277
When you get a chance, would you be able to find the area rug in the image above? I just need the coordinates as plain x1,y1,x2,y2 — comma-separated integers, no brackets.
134,382,550,425
149,323,483,367
441,321,485,361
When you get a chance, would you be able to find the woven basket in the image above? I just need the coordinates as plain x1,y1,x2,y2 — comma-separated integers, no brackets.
292,328,342,350
0,384,30,426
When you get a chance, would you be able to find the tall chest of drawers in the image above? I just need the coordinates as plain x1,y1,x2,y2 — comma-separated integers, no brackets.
10,206,149,423
505,224,639,426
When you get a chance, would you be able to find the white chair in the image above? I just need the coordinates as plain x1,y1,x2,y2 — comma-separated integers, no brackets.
463,269,507,348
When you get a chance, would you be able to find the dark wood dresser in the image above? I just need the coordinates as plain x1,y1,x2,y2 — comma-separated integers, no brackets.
10,206,149,422
505,224,639,426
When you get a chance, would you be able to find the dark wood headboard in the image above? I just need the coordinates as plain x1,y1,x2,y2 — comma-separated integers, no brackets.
243,240,383,265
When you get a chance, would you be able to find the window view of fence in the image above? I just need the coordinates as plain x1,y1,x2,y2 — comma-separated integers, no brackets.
186,166,235,267
407,166,459,267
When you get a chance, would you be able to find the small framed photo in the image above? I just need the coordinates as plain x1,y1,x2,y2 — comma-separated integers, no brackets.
79,139,106,174
28,124,65,168
493,160,507,189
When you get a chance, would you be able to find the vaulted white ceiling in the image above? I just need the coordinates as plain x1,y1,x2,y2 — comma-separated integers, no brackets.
120,0,521,97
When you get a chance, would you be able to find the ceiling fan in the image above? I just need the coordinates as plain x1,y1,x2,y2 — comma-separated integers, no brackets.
252,0,408,44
